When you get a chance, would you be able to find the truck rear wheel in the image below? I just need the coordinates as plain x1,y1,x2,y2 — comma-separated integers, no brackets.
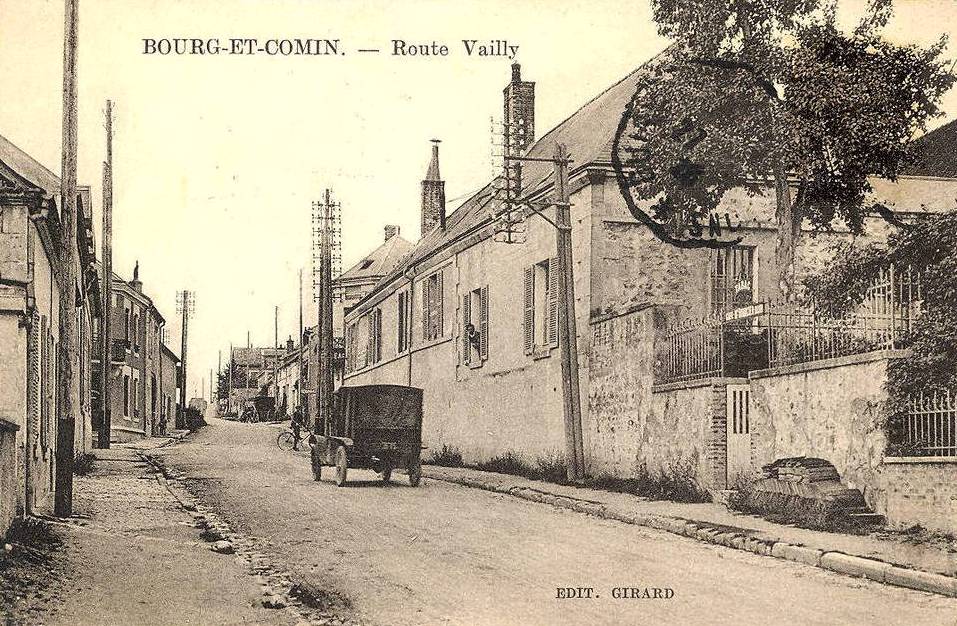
407,458,422,487
311,447,322,482
335,446,348,487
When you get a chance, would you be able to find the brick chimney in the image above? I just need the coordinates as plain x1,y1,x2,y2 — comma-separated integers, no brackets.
384,224,400,241
504,63,535,157
286,336,295,352
420,139,445,237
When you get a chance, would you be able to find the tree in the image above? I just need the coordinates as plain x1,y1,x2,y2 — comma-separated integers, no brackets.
803,210,957,402
613,0,954,299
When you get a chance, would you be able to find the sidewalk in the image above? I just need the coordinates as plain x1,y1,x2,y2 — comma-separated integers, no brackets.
423,465,957,598
30,443,293,626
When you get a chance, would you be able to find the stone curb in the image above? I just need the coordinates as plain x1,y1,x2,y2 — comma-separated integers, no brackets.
424,469,957,599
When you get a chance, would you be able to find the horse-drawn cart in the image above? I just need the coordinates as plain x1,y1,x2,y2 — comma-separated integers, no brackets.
310,385,424,487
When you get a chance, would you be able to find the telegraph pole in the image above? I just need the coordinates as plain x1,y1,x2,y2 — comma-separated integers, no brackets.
54,0,80,517
498,143,585,481
552,144,585,480
98,99,113,449
317,189,335,436
176,290,195,427
227,343,233,415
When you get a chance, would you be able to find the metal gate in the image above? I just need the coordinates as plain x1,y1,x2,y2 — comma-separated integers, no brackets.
726,384,751,484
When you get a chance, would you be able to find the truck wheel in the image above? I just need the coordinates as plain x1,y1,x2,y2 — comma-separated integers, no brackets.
381,465,392,483
407,458,422,487
310,447,322,482
335,446,348,487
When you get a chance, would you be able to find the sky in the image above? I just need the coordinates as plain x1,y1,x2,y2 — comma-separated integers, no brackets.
1,0,957,398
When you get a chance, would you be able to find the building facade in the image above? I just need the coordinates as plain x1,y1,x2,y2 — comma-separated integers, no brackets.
0,133,100,525
93,264,176,442
341,61,957,532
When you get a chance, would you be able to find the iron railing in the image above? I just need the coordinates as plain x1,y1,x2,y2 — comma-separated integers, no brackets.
655,265,922,384
896,389,957,457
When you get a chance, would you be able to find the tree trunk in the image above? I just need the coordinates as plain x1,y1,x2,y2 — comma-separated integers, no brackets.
773,160,801,302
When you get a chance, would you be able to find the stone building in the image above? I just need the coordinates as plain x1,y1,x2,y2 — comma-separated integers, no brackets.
92,264,176,441
342,59,957,532
0,133,100,526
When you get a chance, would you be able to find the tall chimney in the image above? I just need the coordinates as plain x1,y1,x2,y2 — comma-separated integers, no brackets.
384,224,400,241
504,63,535,157
420,139,445,237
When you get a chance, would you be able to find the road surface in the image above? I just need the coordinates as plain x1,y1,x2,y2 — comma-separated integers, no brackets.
151,418,957,626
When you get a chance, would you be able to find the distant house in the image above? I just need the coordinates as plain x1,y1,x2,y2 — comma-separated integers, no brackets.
299,228,413,426
0,132,100,526
341,59,957,532
93,263,176,441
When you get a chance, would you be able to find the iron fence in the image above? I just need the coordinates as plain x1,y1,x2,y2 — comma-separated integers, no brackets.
897,389,957,457
654,265,922,384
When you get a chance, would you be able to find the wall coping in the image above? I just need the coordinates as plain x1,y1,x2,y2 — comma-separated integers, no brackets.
652,377,749,394
111,425,145,436
883,456,957,465
748,349,909,380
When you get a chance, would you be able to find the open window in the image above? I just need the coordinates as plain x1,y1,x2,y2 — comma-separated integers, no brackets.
461,286,489,366
523,258,558,356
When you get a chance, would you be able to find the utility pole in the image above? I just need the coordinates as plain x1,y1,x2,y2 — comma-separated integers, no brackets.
273,305,279,412
227,343,233,415
497,143,585,481
552,143,585,480
176,290,195,427
298,268,304,412
98,99,113,449
54,0,80,517
317,189,335,437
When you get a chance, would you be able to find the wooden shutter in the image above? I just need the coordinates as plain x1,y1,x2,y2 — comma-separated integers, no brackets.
366,314,374,366
548,257,559,347
27,311,41,447
39,316,48,449
523,266,534,355
375,309,382,362
435,271,444,338
461,293,471,365
422,278,430,341
480,285,489,361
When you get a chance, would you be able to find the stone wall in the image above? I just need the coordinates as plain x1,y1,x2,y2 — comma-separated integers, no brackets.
876,460,957,534
748,354,893,508
587,305,729,488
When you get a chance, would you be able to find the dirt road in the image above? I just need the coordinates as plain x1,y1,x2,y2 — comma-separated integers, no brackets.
151,418,957,626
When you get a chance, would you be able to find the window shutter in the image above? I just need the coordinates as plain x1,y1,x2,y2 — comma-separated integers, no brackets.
422,279,430,341
548,257,559,347
27,311,41,447
461,293,471,365
39,316,48,449
523,266,534,355
436,271,444,337
377,309,382,359
480,285,489,361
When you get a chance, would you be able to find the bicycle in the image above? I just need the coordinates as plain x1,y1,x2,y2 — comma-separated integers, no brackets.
276,428,309,452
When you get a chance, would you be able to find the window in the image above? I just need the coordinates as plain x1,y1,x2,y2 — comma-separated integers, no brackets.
462,286,489,366
123,375,130,417
524,258,558,355
711,246,755,314
397,290,412,353
367,308,383,365
132,380,139,418
422,270,444,341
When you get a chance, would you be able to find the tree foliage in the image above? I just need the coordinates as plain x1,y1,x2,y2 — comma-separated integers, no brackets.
803,210,957,401
615,0,955,295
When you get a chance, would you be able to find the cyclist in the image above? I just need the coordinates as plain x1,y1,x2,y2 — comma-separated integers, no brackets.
290,407,306,451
